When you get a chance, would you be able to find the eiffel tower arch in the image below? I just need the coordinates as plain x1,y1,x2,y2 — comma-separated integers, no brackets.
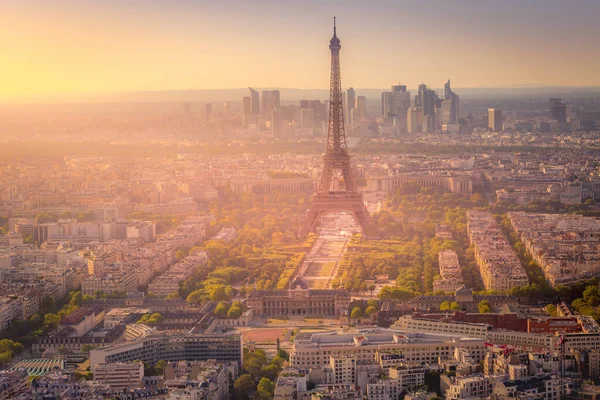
299,18,372,237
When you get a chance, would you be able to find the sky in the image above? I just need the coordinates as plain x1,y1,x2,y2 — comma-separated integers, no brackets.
2,0,600,101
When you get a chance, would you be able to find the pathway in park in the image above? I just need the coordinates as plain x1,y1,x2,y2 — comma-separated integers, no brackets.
301,212,357,290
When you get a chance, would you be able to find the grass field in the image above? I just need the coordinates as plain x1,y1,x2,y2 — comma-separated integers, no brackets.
305,261,336,277
306,278,328,289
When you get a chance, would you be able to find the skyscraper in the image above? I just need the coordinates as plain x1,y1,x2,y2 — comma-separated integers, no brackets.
261,90,281,119
488,108,502,132
381,92,392,118
443,80,460,125
300,107,314,129
248,87,260,117
261,90,273,118
407,108,420,134
356,96,366,123
347,87,356,114
272,108,285,138
391,85,410,122
271,90,281,108
242,97,252,127
550,98,567,123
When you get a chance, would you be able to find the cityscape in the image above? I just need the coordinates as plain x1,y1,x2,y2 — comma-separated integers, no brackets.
3,1,600,399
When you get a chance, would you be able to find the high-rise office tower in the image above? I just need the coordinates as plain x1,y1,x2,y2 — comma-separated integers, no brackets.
271,90,281,107
242,97,252,127
488,108,502,131
300,100,310,109
356,96,366,123
248,87,260,117
223,102,231,115
407,108,420,133
261,90,273,118
309,100,326,123
416,84,436,128
272,108,285,137
443,80,460,125
381,92,392,118
205,103,212,122
347,87,356,113
550,98,567,123
391,85,410,121
301,108,315,129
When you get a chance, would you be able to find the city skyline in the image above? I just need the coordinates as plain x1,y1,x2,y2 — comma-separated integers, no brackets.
3,0,600,102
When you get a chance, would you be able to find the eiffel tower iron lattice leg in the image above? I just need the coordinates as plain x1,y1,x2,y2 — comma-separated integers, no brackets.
299,18,372,237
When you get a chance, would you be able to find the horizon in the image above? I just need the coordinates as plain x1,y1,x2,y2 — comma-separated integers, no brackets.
3,0,600,102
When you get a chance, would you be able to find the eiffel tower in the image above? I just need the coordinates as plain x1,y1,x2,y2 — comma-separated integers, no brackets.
298,18,372,237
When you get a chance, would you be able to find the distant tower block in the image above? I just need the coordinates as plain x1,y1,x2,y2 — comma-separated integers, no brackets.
298,18,372,237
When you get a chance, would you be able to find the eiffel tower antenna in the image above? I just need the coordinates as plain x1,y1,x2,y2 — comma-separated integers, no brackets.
298,19,372,237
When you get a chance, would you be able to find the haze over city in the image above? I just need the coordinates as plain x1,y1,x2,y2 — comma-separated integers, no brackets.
2,1,600,400
3,0,600,102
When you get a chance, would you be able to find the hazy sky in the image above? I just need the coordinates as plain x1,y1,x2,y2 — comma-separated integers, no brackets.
2,0,600,100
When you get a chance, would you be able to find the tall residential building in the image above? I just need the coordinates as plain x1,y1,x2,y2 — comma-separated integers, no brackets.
242,96,252,127
550,98,567,123
407,108,420,133
272,108,285,138
248,87,260,117
442,80,460,125
488,108,502,131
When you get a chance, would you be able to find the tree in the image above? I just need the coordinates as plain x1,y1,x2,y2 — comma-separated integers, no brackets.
69,292,83,307
440,301,451,311
450,301,460,311
260,363,280,381
365,306,378,317
40,296,56,313
214,302,229,318
227,302,244,319
478,300,491,314
368,284,376,296
155,360,166,376
545,304,557,316
234,374,255,395
350,306,363,319
276,349,289,361
44,313,60,332
256,377,275,400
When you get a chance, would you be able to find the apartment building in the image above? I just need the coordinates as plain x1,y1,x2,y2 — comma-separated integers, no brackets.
433,250,464,293
90,333,243,370
290,330,487,369
93,362,144,390
508,212,600,286
467,210,528,291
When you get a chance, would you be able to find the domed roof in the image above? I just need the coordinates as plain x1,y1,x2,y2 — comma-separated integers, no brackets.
290,275,309,290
